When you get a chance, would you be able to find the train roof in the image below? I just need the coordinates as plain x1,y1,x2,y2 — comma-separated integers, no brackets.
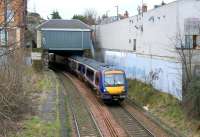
71,56,115,71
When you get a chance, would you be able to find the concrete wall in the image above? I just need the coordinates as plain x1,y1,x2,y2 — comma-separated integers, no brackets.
95,0,200,99
103,50,182,99
37,30,42,48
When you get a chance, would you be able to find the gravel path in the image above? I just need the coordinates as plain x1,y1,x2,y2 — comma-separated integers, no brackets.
39,71,72,137
39,71,57,123
58,83,70,137
40,89,57,122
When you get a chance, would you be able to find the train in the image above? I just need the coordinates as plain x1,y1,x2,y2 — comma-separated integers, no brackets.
68,56,128,102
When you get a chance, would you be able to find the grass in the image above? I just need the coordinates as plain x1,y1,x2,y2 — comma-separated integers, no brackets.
14,116,60,137
128,79,200,136
34,73,53,92
32,48,43,53
10,69,61,137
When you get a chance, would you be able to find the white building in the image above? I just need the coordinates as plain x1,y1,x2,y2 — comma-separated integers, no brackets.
95,0,200,100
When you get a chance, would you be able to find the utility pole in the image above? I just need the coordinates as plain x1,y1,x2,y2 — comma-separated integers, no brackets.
115,5,119,20
142,0,144,17
106,10,110,17
4,0,8,47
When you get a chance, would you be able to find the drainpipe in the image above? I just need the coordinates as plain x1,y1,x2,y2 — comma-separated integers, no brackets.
4,0,8,47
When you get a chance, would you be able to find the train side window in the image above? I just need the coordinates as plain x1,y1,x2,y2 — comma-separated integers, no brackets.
78,63,81,72
86,68,94,81
72,61,76,70
95,73,99,85
82,65,86,74
79,64,85,74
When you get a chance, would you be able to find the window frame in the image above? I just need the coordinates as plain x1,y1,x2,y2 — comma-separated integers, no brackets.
133,39,136,51
0,29,8,46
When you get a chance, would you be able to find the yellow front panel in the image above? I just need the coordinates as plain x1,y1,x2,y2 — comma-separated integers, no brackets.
106,86,125,95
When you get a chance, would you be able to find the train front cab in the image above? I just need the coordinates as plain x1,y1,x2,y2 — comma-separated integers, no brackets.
100,69,127,102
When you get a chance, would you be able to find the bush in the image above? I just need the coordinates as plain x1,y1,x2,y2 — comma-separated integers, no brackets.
32,60,43,73
184,77,200,119
0,49,32,136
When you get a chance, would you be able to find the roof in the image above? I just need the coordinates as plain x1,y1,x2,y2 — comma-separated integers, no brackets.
37,19,92,30
71,56,116,71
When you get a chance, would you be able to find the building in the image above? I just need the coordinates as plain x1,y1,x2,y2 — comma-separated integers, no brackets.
0,0,27,48
95,0,200,100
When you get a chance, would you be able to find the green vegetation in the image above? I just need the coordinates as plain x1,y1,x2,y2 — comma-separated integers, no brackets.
184,77,200,119
14,116,60,137
51,11,62,19
34,73,53,92
128,79,200,136
9,70,61,137
72,14,87,22
32,48,43,53
32,60,43,73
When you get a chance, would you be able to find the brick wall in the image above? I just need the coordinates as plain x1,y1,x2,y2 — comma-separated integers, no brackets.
0,0,27,27
0,0,27,47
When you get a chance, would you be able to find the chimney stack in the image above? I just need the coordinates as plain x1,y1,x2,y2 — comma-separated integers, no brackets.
142,4,148,13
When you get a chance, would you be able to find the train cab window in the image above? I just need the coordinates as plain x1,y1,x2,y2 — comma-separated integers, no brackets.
95,73,100,85
86,68,94,81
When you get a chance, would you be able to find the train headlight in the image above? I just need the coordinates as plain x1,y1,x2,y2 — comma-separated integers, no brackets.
103,89,107,92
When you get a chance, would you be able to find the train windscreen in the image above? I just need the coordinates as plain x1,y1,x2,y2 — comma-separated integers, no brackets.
104,71,125,87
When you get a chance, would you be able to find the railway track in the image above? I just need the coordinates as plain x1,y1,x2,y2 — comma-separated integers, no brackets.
65,72,127,137
109,104,154,137
54,67,156,137
57,73,103,137
51,64,170,137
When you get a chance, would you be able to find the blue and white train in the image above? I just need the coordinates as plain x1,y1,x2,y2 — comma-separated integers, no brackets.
68,56,128,102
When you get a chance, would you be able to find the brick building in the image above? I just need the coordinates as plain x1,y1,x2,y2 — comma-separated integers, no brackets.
0,0,27,47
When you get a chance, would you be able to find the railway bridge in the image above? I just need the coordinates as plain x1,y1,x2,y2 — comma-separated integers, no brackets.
36,19,94,65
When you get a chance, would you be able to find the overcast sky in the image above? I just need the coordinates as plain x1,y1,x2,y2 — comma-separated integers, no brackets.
28,0,175,19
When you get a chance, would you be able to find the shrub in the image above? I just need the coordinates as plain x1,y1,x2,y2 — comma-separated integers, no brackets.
184,77,200,119
0,49,32,136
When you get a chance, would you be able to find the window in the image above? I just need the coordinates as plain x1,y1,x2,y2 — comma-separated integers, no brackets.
185,35,192,49
86,68,94,81
193,35,200,49
104,74,125,87
0,29,8,46
185,35,200,49
197,35,200,47
70,61,77,71
78,64,85,74
129,39,131,44
7,9,14,22
95,73,100,85
133,39,136,51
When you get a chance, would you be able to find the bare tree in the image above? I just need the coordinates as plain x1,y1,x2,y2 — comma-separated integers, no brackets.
173,19,200,92
172,18,200,118
84,9,97,25
0,0,32,136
